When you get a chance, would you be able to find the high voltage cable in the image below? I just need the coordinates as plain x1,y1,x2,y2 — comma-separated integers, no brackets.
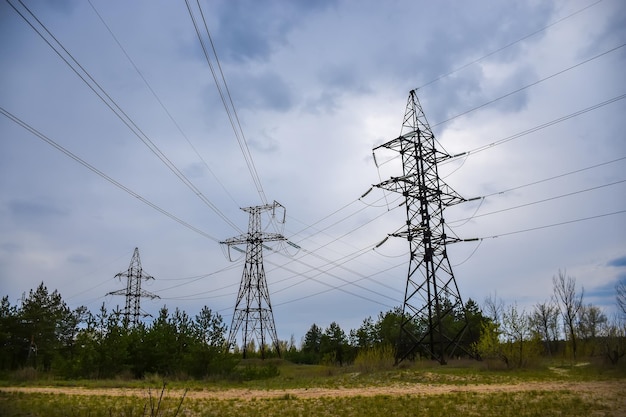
6,0,243,233
9,1,620,311
483,156,626,198
266,159,626,301
294,160,626,298
157,202,625,309
154,263,242,293
457,94,626,159
479,210,626,240
263,157,623,300
86,0,241,209
251,198,406,297
272,257,403,309
432,43,626,128
267,258,398,309
0,106,220,243
377,93,625,169
416,0,603,90
265,242,401,304
65,249,135,302
184,0,268,206
450,179,625,224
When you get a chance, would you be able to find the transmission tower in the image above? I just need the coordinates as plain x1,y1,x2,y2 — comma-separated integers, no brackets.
221,201,286,359
373,90,470,364
107,247,159,327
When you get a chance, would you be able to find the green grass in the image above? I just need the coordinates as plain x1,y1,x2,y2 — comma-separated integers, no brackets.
1,357,624,390
0,390,620,417
1,359,624,416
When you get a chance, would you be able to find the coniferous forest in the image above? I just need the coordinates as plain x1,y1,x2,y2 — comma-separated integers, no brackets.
1,275,625,380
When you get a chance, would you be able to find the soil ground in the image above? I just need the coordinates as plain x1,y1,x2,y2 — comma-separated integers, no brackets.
1,380,623,403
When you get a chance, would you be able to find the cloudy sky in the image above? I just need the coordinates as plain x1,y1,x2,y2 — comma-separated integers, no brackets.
1,0,625,345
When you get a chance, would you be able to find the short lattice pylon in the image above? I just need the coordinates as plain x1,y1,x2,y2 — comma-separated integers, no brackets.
221,201,286,359
107,247,159,327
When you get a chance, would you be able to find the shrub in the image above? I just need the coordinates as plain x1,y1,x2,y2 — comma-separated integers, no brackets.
353,345,395,373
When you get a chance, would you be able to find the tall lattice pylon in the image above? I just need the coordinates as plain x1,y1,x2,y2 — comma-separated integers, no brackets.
373,90,469,364
221,201,286,359
108,247,159,328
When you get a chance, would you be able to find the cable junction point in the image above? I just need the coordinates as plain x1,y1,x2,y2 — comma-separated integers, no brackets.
372,90,472,364
221,201,286,359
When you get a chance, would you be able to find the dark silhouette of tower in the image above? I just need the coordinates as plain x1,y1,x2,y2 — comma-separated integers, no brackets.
221,201,286,358
108,247,158,327
373,90,469,364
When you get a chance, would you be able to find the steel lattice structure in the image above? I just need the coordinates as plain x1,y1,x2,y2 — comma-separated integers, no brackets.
373,90,469,364
221,201,286,359
108,247,158,327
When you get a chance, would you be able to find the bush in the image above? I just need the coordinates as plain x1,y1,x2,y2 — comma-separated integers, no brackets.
11,367,38,382
234,363,280,381
353,345,395,373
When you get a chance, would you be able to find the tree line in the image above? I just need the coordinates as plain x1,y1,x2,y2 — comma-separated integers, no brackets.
1,271,625,379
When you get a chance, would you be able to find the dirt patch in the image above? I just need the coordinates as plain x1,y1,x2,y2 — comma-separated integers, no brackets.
1,380,623,402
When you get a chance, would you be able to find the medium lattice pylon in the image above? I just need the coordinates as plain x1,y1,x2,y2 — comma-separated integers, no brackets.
221,201,286,358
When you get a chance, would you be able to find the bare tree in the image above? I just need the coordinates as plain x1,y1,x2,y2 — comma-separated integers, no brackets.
530,299,559,356
484,293,505,325
617,280,626,317
602,314,626,364
553,270,584,359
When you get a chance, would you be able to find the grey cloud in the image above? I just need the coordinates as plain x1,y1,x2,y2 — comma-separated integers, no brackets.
213,0,335,63
7,199,69,220
67,253,90,264
608,256,626,268
232,70,294,112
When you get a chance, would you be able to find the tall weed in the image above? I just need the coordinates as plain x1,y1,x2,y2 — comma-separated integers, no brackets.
353,345,395,373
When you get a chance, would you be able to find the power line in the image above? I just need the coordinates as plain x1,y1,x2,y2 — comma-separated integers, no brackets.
479,210,626,239
484,156,626,198
450,179,626,225
7,0,242,233
0,106,220,242
457,94,626,158
416,0,603,90
432,43,626,128
377,94,625,169
86,0,241,209
184,0,268,206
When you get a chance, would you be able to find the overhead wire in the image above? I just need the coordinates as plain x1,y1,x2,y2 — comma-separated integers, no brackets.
0,106,220,242
251,195,406,297
378,93,626,170
6,0,243,233
416,0,604,90
432,43,626,128
479,210,626,240
449,179,626,224
208,1,614,309
446,93,626,163
65,249,135,302
482,156,626,198
184,0,268,206
247,153,625,307
86,0,241,209
8,1,622,312
181,0,622,309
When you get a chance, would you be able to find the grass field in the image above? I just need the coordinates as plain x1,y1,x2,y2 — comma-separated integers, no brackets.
1,359,624,416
